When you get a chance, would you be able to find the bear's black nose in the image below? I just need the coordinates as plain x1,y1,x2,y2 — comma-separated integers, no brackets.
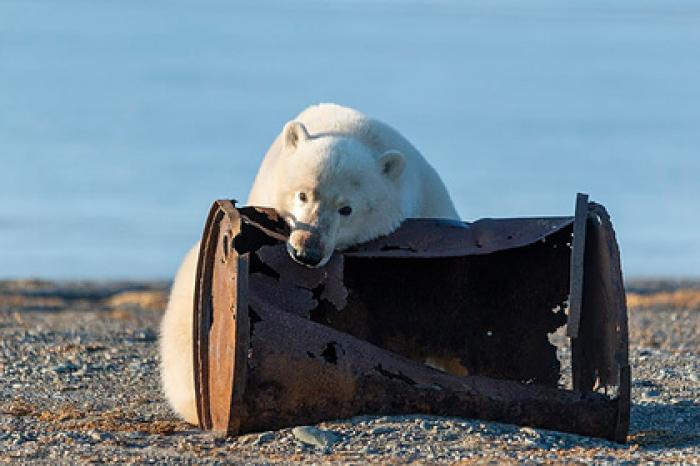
292,249,323,267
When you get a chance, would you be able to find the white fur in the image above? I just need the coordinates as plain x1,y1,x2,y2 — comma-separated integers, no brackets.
159,242,200,424
160,103,459,423
249,103,459,232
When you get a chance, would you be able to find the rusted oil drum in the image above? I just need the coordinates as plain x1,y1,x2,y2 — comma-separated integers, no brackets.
193,198,630,442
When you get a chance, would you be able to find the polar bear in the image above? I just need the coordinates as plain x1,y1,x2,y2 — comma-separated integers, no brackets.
160,103,459,424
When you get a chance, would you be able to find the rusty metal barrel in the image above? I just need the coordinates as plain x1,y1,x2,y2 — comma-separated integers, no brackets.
193,196,630,442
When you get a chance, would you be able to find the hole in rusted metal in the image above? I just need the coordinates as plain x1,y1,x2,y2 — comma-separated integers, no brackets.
232,222,282,254
321,342,338,364
548,323,572,389
240,207,289,234
222,234,230,262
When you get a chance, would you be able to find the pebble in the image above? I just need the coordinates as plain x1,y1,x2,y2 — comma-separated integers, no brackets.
641,389,661,402
520,427,539,437
369,426,395,435
359,445,377,454
135,329,157,342
253,432,275,445
52,362,78,374
292,426,339,450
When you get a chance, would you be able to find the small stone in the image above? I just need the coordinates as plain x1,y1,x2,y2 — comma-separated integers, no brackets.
359,445,377,454
441,432,459,441
135,329,157,342
253,432,275,445
370,426,395,435
634,379,655,387
672,399,694,406
520,427,539,437
53,362,78,374
292,426,339,450
88,431,104,442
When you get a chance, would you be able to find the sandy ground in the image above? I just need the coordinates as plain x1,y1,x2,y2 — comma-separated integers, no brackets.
0,280,698,464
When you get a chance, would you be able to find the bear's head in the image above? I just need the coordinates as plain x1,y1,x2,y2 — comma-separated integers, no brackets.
274,120,407,267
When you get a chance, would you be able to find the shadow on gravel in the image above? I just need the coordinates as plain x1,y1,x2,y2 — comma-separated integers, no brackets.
628,402,700,450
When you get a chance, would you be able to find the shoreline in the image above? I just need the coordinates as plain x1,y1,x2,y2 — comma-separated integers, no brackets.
3,278,700,313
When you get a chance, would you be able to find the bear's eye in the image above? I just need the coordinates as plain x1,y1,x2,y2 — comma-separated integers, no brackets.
338,206,352,216
298,192,307,203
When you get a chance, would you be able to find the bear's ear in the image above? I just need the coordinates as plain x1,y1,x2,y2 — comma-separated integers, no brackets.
283,121,310,150
379,150,405,181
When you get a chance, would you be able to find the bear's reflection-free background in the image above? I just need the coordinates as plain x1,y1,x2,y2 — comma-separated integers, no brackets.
1,0,698,279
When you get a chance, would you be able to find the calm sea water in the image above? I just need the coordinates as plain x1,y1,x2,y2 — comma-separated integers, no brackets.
1,0,698,279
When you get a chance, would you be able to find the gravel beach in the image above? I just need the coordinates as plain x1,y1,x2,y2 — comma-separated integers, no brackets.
1,279,698,464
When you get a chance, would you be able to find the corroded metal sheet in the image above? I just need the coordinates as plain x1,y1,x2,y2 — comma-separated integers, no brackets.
567,193,590,338
241,207,572,386
345,216,574,258
241,298,620,439
198,251,622,439
193,197,630,442
193,201,250,435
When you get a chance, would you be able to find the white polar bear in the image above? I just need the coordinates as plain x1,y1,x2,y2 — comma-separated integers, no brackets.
160,103,459,424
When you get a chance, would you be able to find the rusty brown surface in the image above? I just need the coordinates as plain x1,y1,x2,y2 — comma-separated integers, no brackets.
346,216,575,258
567,193,590,338
193,198,630,442
241,207,572,386
240,298,620,439
571,201,630,442
193,201,220,431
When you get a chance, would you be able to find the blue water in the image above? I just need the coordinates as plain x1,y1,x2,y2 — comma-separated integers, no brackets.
1,0,698,279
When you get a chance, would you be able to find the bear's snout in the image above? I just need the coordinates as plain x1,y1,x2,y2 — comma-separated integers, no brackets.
287,229,328,267
289,246,324,267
